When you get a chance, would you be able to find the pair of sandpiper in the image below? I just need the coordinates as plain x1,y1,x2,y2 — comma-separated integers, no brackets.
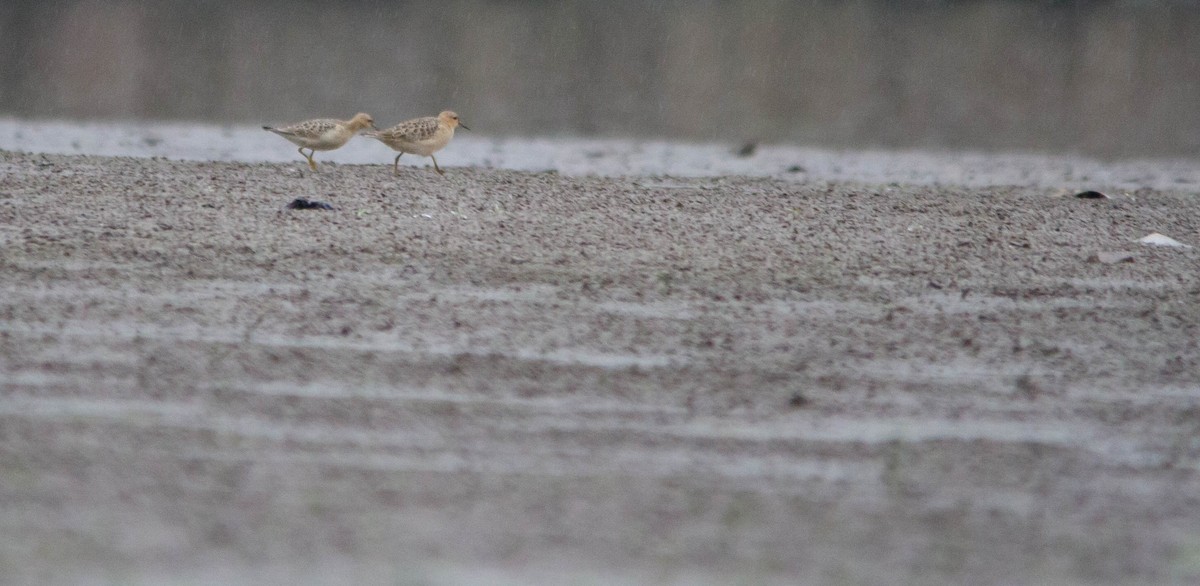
263,110,468,175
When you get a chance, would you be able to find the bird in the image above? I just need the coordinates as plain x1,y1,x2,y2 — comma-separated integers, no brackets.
363,111,468,176
263,112,376,171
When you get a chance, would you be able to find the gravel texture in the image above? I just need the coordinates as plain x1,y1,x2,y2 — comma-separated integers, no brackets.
2,150,1200,585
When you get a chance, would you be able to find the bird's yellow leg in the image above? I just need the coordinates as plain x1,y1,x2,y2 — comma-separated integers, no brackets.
306,149,318,171
431,155,444,176
297,147,316,171
393,153,403,176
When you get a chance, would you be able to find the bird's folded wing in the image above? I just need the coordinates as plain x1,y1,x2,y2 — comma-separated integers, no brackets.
275,118,340,138
380,117,439,141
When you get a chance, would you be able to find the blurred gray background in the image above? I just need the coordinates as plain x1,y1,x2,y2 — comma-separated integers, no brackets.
2,0,1199,156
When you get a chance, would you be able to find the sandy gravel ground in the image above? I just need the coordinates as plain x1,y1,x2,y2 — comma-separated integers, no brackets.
2,150,1200,585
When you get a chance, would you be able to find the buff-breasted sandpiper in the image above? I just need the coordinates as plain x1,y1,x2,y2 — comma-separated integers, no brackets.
263,112,376,171
364,111,468,175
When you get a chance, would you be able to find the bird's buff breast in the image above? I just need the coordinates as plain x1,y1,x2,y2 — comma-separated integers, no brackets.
400,128,453,156
310,126,354,150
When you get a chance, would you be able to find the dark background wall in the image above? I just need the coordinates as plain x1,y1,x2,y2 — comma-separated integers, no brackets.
2,0,1199,156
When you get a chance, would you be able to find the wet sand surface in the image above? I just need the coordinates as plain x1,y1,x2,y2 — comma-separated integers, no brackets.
6,117,1200,190
2,147,1200,584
